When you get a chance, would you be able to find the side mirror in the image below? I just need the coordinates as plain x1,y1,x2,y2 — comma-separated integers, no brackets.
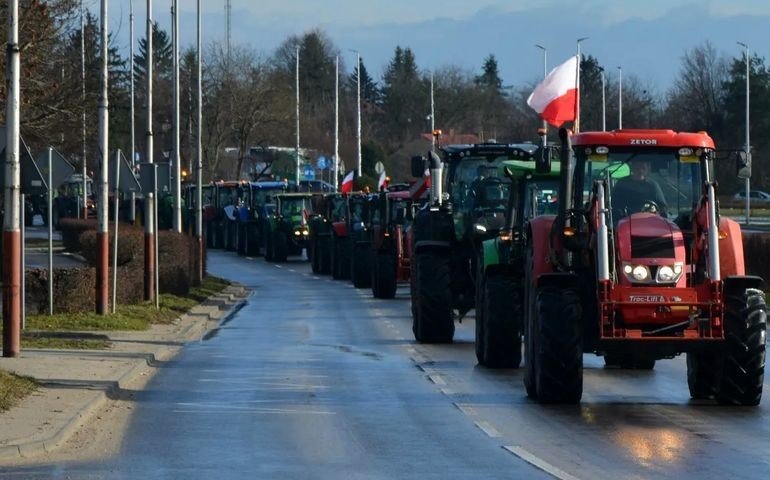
411,155,426,178
735,150,751,179
535,146,552,174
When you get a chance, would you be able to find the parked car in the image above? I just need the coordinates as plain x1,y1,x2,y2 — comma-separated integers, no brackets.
733,190,770,203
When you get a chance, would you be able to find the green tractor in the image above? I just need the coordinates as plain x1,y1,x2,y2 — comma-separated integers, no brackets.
475,160,559,368
410,143,546,343
264,193,314,262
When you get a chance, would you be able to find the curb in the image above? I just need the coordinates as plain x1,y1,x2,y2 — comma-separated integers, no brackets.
0,283,250,461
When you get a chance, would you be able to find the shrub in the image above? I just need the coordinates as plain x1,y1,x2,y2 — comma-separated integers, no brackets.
59,218,97,252
743,233,770,285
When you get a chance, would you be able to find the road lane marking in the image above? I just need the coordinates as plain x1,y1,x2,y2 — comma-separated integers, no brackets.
288,269,296,272
440,388,455,396
454,403,476,416
313,276,320,280
172,407,336,415
503,446,582,480
475,421,501,438
428,374,445,385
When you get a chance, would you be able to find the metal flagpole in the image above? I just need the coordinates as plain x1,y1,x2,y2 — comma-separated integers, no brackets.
356,52,362,177
618,67,623,129
171,0,181,232
430,71,435,152
112,150,120,313
48,147,54,315
144,0,156,302
295,45,300,186
81,0,88,219
129,0,136,224
334,55,339,191
575,37,588,133
196,0,204,282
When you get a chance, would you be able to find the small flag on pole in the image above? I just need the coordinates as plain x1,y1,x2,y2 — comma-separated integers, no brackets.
526,55,579,128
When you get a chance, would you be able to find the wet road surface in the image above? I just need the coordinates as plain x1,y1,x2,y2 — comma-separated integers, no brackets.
3,250,770,479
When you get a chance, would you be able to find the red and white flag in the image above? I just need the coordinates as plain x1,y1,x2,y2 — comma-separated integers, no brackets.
340,170,355,193
526,55,579,127
377,171,389,190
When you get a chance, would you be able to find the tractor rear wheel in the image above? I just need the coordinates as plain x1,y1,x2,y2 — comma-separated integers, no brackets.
352,243,371,288
715,288,767,406
332,237,351,280
264,227,274,261
311,236,321,273
319,237,331,274
273,231,288,262
533,286,583,404
687,350,719,400
411,251,454,343
479,274,522,368
372,251,397,299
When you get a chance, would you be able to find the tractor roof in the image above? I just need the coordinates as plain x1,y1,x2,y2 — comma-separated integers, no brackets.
249,181,288,189
501,159,561,177
572,129,715,149
442,142,539,160
276,192,313,199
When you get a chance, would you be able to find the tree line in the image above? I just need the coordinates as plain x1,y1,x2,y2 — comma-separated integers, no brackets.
0,2,766,193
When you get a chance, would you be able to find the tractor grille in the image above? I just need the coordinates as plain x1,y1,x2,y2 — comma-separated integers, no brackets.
631,236,675,259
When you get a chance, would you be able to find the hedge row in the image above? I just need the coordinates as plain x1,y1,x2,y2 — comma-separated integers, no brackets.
25,218,205,315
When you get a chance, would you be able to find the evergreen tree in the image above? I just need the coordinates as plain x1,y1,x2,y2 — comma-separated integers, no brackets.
381,46,425,142
475,54,503,93
348,57,380,105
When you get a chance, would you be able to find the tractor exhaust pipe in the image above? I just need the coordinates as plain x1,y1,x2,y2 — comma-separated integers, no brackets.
558,128,574,224
707,183,721,282
596,181,611,282
429,151,443,206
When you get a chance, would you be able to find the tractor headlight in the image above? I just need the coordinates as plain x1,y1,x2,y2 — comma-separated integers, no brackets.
631,265,650,282
656,263,683,283
294,230,301,236
302,230,309,236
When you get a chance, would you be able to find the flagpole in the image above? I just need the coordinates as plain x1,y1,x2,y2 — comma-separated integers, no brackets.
575,37,588,133
535,44,547,145
334,55,339,191
618,66,623,129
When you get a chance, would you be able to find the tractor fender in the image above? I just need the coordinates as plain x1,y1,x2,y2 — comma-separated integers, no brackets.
718,217,745,277
481,237,501,272
723,275,764,295
528,215,557,283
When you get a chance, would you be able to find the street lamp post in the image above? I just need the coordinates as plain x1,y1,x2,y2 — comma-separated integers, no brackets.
618,66,623,129
96,0,109,314
196,0,203,283
171,0,181,233
599,66,606,131
738,41,751,224
535,44,547,144
575,37,588,133
334,55,339,191
295,45,300,186
350,50,362,177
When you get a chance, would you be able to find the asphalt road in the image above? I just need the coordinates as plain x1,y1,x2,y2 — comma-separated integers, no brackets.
3,250,770,479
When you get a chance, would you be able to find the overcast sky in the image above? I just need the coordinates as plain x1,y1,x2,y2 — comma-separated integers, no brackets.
99,0,770,91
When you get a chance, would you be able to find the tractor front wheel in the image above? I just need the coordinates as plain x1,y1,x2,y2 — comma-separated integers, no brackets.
273,231,288,262
352,243,372,288
687,350,719,400
532,286,583,404
715,288,767,406
411,251,454,344
479,274,522,368
372,251,397,299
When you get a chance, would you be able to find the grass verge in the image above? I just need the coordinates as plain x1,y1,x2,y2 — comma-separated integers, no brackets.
0,371,37,413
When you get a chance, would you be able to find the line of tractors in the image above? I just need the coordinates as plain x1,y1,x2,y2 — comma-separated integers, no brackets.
202,126,766,407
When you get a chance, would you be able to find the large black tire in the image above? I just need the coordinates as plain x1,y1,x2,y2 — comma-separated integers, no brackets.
236,223,246,255
411,251,454,344
264,227,274,261
319,237,332,275
532,286,583,404
715,288,767,406
478,274,522,368
273,231,288,262
352,243,372,288
523,250,537,398
311,236,321,273
332,237,351,280
372,251,398,299
687,350,719,400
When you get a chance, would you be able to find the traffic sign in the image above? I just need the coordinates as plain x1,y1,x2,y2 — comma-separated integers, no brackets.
374,161,385,175
316,156,329,170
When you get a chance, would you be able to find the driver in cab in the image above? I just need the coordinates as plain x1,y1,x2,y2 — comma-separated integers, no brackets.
612,158,667,216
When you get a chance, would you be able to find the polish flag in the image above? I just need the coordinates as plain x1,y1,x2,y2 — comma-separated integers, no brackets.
527,55,579,127
378,171,389,191
341,170,355,193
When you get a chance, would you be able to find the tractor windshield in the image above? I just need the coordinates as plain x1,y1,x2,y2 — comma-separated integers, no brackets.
449,157,510,214
524,179,560,217
218,186,239,207
581,149,703,223
280,197,312,218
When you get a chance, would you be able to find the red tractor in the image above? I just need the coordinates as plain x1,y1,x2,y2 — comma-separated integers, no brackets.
525,128,766,405
370,185,423,299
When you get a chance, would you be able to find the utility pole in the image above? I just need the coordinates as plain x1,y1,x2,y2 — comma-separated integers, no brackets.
81,0,88,219
145,0,156,302
295,45,300,186
334,55,339,191
171,0,181,232
95,0,109,314
129,0,136,223
738,41,751,224
196,0,203,282
225,0,231,61
3,0,21,357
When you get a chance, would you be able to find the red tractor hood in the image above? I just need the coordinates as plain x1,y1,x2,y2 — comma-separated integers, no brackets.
615,213,686,266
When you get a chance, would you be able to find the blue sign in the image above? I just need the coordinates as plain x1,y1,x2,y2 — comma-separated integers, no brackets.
316,156,329,170
303,165,315,180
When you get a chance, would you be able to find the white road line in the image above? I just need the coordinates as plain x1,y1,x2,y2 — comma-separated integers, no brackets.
503,446,583,480
313,277,320,280
288,269,296,272
454,403,476,416
440,388,455,396
428,374,446,385
475,421,501,438
172,407,336,415
274,265,283,269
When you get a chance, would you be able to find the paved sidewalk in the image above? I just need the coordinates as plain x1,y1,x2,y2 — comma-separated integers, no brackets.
0,284,250,460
